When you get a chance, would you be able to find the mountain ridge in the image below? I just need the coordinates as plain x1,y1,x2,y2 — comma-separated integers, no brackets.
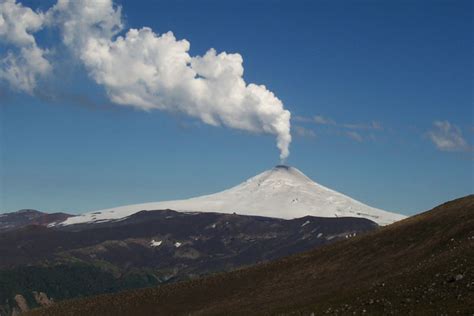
61,165,405,226
0,210,72,233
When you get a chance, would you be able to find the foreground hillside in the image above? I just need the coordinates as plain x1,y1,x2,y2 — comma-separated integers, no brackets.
29,195,474,315
0,211,376,315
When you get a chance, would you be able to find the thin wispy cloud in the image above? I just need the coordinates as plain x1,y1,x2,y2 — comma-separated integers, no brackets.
342,121,382,130
293,114,382,142
313,115,335,125
427,121,471,152
292,116,312,123
294,126,316,138
346,131,363,143
294,114,382,131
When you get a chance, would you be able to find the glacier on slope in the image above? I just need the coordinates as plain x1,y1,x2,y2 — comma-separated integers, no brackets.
61,165,406,226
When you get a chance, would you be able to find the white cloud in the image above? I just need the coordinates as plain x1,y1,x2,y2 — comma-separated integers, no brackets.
0,0,292,160
294,114,383,143
0,0,51,93
293,116,312,123
48,0,292,160
314,115,335,125
346,131,363,142
47,0,123,49
342,121,382,130
427,121,470,152
294,126,316,138
298,114,382,131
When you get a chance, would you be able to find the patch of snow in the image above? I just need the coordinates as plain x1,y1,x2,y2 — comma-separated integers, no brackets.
174,242,182,248
59,165,406,226
150,240,162,247
301,220,310,227
317,233,323,238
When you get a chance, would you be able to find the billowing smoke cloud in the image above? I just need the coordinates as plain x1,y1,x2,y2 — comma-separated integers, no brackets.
0,0,51,93
0,0,292,160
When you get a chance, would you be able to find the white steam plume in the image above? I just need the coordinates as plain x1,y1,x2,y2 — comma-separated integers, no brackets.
1,0,292,159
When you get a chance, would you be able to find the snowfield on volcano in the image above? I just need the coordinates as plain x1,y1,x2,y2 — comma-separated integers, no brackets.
61,166,406,226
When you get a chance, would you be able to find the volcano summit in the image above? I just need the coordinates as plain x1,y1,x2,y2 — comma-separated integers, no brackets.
61,166,405,226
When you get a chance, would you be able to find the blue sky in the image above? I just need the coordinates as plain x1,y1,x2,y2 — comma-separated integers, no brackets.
1,0,473,215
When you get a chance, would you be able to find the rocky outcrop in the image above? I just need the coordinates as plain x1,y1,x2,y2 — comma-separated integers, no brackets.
13,295,29,314
33,292,53,307
0,291,54,316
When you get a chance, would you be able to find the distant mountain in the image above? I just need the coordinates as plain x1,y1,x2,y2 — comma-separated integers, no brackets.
62,165,405,226
0,210,72,233
0,210,377,315
28,195,474,316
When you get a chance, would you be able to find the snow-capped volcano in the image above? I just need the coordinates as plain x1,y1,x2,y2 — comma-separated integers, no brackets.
61,165,406,226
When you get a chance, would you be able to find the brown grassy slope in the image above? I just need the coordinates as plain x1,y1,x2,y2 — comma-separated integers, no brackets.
28,195,474,316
